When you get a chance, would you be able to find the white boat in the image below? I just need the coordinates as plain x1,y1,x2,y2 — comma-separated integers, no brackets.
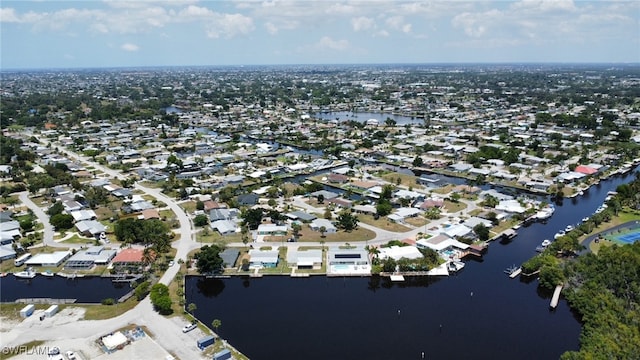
14,267,36,279
541,239,552,247
534,206,555,220
582,217,590,222
41,270,54,277
554,231,565,239
565,225,574,232
509,267,522,279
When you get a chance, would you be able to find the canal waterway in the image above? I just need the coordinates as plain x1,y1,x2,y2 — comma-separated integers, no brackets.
0,276,132,303
185,168,640,360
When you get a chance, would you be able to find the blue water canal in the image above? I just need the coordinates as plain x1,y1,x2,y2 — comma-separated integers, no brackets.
185,169,639,360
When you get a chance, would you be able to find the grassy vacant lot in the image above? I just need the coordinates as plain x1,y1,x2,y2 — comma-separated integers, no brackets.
77,296,139,320
357,214,411,232
294,224,376,243
404,216,429,228
443,200,467,213
180,200,198,214
196,230,242,245
432,184,455,195
380,172,418,188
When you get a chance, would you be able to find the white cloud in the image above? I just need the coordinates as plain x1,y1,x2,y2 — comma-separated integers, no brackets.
511,0,576,13
121,43,139,51
351,16,375,32
206,13,254,39
317,36,349,51
452,10,502,38
326,3,356,15
0,8,20,23
385,15,412,33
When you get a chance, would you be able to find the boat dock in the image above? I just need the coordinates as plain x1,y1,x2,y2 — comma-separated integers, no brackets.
15,298,77,304
390,275,405,282
550,284,564,309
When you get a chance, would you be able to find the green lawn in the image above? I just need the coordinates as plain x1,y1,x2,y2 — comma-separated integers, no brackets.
443,200,467,213
380,172,418,188
295,224,376,242
357,214,411,232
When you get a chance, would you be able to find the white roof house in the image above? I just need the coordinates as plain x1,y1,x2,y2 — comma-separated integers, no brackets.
286,249,323,268
377,246,423,261
495,200,526,214
248,249,279,269
309,219,336,233
25,251,71,267
417,235,469,252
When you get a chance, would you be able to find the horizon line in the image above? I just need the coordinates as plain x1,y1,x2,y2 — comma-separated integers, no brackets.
2,61,640,72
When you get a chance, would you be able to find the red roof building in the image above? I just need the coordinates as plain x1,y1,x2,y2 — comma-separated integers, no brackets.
575,165,598,175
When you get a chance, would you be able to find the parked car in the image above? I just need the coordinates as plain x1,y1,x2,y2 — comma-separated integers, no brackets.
168,260,175,267
65,351,77,360
48,347,60,356
182,323,197,333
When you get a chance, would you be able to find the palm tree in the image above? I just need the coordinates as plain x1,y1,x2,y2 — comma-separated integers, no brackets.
187,302,197,315
212,319,222,337
319,226,326,238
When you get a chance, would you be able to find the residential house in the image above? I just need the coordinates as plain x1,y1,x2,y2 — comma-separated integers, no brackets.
248,249,279,269
309,219,337,234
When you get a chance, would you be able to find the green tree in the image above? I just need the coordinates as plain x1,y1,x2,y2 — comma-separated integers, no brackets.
317,194,325,204
187,302,197,315
242,208,263,230
195,200,204,211
336,211,358,231
211,319,222,337
149,283,173,315
50,213,74,230
47,201,64,216
319,226,327,238
412,156,423,167
134,281,150,301
193,214,209,227
194,245,224,274
376,200,393,217
473,223,490,242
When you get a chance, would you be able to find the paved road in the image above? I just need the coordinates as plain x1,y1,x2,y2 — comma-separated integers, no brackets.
18,191,80,249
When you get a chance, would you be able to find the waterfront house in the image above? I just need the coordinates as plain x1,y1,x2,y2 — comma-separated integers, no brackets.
25,251,71,267
219,248,240,268
327,246,371,275
111,248,150,272
377,245,423,261
248,249,279,269
286,249,323,269
64,246,117,270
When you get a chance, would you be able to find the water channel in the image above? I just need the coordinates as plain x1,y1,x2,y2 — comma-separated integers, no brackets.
185,169,639,360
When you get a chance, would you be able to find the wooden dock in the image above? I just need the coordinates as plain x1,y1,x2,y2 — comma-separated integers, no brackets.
550,284,563,309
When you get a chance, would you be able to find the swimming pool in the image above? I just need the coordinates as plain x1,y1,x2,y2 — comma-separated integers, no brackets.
441,249,456,258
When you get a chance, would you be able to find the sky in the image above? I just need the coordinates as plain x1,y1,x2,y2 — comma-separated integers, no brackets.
1,0,639,69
